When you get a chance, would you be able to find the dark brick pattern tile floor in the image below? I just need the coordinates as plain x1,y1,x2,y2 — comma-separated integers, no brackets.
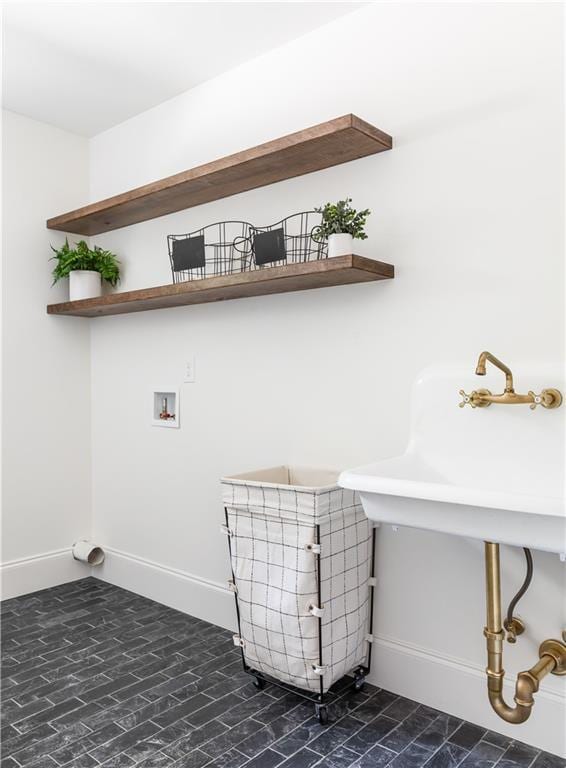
1,578,564,768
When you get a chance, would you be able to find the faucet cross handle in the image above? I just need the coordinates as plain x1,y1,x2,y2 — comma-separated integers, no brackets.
459,389,492,408
529,389,563,410
528,391,541,410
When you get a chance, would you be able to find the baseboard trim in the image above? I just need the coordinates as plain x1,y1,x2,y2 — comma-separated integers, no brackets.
96,546,236,631
0,548,90,600
369,633,566,757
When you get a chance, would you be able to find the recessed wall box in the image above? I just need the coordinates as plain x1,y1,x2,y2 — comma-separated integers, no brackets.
152,388,179,428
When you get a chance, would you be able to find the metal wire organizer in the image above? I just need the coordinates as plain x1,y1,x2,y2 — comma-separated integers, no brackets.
168,212,327,283
168,220,253,283
250,211,327,268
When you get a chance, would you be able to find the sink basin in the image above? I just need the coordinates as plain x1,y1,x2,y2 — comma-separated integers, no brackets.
339,366,565,554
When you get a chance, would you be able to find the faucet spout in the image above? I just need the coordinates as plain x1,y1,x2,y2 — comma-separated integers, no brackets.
475,351,514,393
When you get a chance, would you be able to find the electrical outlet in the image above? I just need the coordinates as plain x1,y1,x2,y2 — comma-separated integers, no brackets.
184,357,196,383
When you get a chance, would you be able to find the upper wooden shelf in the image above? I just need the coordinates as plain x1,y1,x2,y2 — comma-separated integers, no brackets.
46,115,392,236
46,255,394,318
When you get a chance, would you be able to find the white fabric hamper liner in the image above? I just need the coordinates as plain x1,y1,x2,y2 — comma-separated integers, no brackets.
221,466,374,694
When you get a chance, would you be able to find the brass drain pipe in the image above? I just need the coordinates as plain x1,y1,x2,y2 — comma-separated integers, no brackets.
484,542,566,724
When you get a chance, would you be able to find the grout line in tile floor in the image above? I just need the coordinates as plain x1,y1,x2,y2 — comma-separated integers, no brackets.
1,578,564,768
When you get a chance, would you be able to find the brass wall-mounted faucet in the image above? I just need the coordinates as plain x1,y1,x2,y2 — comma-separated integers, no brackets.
457,351,566,723
459,351,562,409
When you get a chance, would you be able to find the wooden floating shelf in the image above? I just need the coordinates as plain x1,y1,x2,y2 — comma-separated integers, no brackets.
47,255,394,318
46,115,392,236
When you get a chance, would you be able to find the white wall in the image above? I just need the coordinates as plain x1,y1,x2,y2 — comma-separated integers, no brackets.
1,110,92,595
87,2,565,754
1,0,562,756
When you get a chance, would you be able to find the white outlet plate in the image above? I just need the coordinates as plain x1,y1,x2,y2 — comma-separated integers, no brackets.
184,356,196,383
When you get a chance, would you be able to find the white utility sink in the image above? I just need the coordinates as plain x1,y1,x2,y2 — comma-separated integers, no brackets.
339,366,565,554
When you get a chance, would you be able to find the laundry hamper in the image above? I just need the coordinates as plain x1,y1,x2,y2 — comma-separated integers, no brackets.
221,466,376,723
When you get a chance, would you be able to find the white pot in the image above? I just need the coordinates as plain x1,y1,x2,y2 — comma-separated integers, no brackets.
69,270,101,301
327,233,354,258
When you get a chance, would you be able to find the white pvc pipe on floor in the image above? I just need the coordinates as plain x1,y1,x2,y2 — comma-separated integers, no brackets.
72,540,105,566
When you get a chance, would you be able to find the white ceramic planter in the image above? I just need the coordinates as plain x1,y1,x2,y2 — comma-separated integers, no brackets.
69,270,101,301
328,233,354,258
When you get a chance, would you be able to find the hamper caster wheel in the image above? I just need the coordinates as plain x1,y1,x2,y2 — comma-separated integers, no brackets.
253,676,266,690
316,705,329,725
353,670,366,692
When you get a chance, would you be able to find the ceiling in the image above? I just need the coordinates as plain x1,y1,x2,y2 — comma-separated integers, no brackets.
2,2,363,137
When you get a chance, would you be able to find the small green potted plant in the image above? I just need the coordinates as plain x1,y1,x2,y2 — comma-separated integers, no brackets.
314,198,371,258
51,239,120,301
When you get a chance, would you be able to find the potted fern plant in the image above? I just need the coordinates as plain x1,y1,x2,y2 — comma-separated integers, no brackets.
314,198,370,258
51,239,120,301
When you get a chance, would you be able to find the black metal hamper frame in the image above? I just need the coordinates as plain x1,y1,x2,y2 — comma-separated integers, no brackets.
224,508,377,724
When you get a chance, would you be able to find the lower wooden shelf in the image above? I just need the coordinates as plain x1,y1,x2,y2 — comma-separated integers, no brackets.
46,255,394,318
